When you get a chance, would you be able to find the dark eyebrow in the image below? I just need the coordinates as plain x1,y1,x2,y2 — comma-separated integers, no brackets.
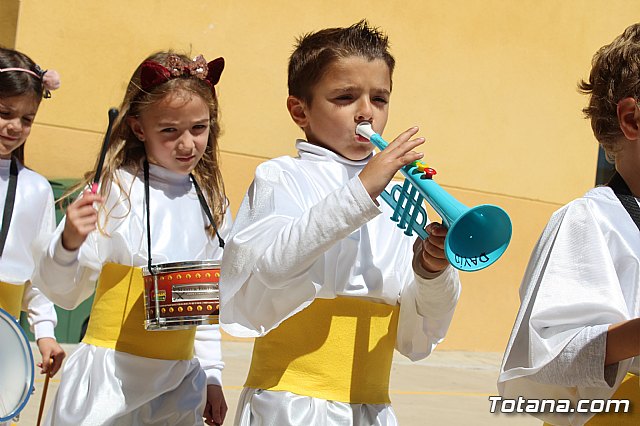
329,86,357,95
371,88,391,97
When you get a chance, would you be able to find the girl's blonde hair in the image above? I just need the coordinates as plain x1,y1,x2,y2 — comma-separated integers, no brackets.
68,51,227,237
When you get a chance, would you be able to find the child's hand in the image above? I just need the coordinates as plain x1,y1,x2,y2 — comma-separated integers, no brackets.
203,384,227,425
359,126,425,200
419,222,450,273
62,190,103,251
36,337,66,376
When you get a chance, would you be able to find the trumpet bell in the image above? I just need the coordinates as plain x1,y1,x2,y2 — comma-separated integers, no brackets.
446,204,512,272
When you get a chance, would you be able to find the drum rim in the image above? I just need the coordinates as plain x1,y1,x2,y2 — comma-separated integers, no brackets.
141,260,221,275
0,307,35,422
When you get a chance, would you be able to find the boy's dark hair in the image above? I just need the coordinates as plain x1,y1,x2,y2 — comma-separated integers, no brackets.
288,20,395,103
579,23,640,157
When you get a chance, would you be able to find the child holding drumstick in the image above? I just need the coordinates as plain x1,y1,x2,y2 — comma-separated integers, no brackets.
33,51,231,426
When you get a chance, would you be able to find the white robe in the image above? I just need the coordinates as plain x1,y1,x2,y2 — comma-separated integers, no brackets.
221,141,461,426
498,186,640,426
0,158,57,338
32,163,232,426
0,158,57,425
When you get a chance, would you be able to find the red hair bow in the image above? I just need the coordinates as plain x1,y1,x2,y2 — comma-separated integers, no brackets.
140,55,225,93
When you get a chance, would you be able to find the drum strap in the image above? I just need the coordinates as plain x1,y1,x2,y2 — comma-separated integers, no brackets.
142,160,225,274
190,173,225,249
0,156,18,256
607,172,640,231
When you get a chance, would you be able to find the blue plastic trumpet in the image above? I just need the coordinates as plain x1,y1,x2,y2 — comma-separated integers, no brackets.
356,122,512,272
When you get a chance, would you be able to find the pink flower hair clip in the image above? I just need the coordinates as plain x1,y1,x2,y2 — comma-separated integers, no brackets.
34,64,61,98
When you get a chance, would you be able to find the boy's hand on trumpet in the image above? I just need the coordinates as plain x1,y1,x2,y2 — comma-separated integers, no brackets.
359,126,425,201
419,222,450,273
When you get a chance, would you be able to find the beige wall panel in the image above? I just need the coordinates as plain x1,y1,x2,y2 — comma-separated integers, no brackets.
427,187,561,352
0,0,19,48
24,124,102,179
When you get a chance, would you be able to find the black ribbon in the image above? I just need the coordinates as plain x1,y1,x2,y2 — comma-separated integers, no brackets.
0,157,18,256
607,171,640,232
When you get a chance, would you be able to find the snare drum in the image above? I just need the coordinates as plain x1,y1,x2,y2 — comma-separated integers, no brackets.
0,307,34,422
142,260,220,331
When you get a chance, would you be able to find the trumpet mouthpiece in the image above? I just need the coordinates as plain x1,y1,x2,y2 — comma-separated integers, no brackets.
356,122,375,140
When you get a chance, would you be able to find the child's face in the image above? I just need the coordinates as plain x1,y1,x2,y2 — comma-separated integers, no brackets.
290,56,391,161
0,94,39,159
128,90,210,175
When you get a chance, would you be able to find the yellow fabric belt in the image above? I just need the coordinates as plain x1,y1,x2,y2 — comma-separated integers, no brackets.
245,297,400,404
83,263,196,360
584,373,639,425
542,373,639,426
0,280,25,318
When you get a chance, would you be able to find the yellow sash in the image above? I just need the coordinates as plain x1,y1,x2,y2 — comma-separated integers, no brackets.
83,263,196,360
245,297,399,404
0,280,25,318
543,373,639,425
584,373,639,425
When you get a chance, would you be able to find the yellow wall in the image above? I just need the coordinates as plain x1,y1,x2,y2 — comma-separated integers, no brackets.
11,1,640,351
0,0,18,47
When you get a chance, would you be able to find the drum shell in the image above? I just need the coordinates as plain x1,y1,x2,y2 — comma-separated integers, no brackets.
142,261,220,331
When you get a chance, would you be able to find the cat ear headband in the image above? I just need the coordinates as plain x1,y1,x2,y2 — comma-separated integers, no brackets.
140,54,224,93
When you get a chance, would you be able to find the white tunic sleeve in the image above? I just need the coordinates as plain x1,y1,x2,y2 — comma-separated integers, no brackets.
498,190,638,425
24,176,59,340
392,242,461,361
220,160,381,337
22,281,58,340
31,188,117,310
194,208,233,385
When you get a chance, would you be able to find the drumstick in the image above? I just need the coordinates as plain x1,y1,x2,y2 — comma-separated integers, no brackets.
91,108,119,194
36,358,53,426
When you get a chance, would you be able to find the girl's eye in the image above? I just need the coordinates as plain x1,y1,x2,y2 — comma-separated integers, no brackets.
193,124,207,130
373,97,389,104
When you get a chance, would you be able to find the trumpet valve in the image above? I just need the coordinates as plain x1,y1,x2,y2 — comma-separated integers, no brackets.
423,168,437,179
415,161,437,179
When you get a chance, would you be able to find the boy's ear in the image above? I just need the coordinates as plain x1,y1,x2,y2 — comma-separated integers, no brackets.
287,96,308,128
617,97,640,141
127,117,145,141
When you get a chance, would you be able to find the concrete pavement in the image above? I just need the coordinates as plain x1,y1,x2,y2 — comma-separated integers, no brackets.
14,340,540,425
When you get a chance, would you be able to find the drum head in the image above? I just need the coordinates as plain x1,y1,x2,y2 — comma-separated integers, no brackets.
0,307,34,422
